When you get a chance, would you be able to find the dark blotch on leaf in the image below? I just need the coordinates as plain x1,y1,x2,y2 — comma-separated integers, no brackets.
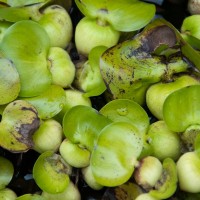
17,117,40,147
141,25,177,53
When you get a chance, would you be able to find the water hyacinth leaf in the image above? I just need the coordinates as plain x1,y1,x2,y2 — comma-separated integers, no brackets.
91,121,143,187
62,105,111,152
76,46,107,97
75,0,155,32
100,99,149,139
105,1,155,32
181,15,200,40
0,58,20,105
100,19,191,105
160,18,200,71
0,3,45,22
181,34,200,50
6,0,49,7
163,85,200,133
0,100,40,152
146,74,200,120
0,20,52,97
20,85,66,119
33,151,71,194
0,21,12,42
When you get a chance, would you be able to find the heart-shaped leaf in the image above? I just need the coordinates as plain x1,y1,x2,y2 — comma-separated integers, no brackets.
0,20,52,97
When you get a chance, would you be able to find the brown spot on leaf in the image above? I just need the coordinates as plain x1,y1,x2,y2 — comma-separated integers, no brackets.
141,25,177,53
17,116,40,147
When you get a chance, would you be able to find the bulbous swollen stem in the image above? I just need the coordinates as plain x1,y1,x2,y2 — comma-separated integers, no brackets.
96,17,108,27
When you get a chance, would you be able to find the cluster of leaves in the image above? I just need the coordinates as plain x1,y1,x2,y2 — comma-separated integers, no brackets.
1,0,200,200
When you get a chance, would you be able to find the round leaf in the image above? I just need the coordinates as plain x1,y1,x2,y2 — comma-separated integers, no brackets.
163,85,200,132
0,20,52,97
20,85,66,119
75,0,155,32
100,99,149,138
91,121,143,187
0,58,20,105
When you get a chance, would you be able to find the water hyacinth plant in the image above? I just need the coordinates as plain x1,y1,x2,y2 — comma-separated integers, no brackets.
1,1,200,199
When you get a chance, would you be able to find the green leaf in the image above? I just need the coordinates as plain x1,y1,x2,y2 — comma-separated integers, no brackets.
163,85,200,132
0,3,46,22
6,0,49,7
16,194,46,200
181,15,200,39
0,20,52,97
20,85,66,120
106,1,156,32
75,0,155,32
0,100,40,152
99,99,149,139
91,121,143,187
62,105,111,151
181,33,200,51
0,58,20,105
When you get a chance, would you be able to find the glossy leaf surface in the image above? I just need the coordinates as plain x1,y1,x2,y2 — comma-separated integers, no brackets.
0,100,40,152
100,99,149,138
16,194,46,200
75,0,155,32
20,85,66,119
100,19,194,105
163,85,200,132
0,20,52,97
62,105,111,151
0,58,20,105
91,121,143,187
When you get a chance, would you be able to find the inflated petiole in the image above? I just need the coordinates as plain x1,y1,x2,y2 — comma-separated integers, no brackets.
47,47,75,88
74,0,155,56
146,120,181,161
133,156,163,191
176,151,200,193
59,139,91,168
0,156,14,190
